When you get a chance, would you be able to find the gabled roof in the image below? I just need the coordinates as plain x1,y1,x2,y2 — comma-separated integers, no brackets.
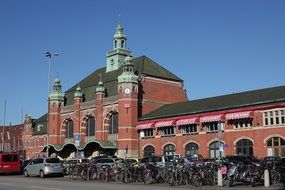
32,113,47,135
64,55,183,105
139,85,285,121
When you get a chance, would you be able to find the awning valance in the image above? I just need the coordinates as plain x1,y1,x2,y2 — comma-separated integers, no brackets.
176,117,199,125
136,123,154,130
155,120,175,128
200,114,224,123
225,111,253,120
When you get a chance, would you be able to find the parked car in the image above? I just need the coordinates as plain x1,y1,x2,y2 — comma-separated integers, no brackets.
23,157,64,178
21,159,32,174
263,156,281,164
92,158,117,167
91,155,117,163
139,156,168,167
124,157,139,166
164,154,180,162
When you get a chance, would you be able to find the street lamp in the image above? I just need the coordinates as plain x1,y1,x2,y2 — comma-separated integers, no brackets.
45,51,59,157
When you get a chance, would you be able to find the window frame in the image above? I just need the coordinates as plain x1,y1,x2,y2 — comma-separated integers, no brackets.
263,109,285,127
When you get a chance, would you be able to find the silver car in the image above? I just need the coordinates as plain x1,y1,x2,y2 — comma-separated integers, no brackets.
23,157,64,178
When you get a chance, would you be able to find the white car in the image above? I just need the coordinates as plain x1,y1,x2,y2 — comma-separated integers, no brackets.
24,157,64,178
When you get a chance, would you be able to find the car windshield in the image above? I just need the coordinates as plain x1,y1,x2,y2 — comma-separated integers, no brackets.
46,158,60,163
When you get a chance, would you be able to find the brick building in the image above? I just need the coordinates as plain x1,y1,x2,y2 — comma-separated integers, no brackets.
22,24,284,160
23,24,188,159
0,124,24,155
136,86,285,159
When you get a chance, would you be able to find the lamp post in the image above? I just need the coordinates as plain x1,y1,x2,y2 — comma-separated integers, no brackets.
45,51,59,157
2,100,6,151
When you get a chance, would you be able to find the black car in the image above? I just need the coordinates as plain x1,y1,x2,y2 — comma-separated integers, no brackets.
21,160,32,174
223,155,258,166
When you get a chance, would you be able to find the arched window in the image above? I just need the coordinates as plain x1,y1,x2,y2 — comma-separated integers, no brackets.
144,145,155,157
236,139,253,156
114,40,117,48
185,142,199,157
209,141,224,159
163,144,176,155
109,112,118,134
121,40,124,48
266,137,285,157
66,120,74,138
86,116,95,136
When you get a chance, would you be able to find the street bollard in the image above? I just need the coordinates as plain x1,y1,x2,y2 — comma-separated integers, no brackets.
264,169,270,187
218,169,223,186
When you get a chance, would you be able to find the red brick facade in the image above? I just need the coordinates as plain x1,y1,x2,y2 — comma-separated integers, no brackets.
137,103,285,159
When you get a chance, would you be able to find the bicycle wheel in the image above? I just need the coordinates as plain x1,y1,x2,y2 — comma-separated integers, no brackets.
192,175,202,187
122,171,131,183
271,171,281,184
99,172,108,182
144,172,152,184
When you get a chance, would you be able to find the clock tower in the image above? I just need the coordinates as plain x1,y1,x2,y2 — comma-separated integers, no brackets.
117,55,139,157
106,24,132,73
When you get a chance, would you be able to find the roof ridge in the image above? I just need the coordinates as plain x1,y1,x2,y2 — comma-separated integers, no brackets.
140,85,285,121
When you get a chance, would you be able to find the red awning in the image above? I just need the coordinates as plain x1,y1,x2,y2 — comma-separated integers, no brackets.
200,114,224,123
225,111,253,120
155,120,175,128
176,117,198,125
136,123,154,130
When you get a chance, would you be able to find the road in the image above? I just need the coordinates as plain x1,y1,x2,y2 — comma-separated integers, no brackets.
0,175,284,190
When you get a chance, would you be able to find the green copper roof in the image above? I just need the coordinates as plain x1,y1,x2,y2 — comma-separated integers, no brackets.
49,78,64,101
65,55,183,105
139,85,285,121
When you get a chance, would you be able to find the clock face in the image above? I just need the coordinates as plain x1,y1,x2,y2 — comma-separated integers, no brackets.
124,88,131,94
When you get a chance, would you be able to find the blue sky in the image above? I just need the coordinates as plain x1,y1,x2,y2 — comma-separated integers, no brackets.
0,0,284,125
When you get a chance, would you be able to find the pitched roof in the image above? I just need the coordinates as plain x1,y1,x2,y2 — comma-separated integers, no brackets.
32,113,47,135
139,85,285,121
64,55,183,105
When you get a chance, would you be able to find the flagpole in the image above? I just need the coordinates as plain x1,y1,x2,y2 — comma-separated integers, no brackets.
3,100,6,151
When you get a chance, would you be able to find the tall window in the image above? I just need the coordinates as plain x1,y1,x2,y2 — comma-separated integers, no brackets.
185,143,199,157
266,137,285,157
209,141,224,159
109,112,118,134
114,40,117,48
66,120,74,138
264,109,285,126
144,145,155,157
86,116,95,136
236,139,253,156
164,144,176,155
